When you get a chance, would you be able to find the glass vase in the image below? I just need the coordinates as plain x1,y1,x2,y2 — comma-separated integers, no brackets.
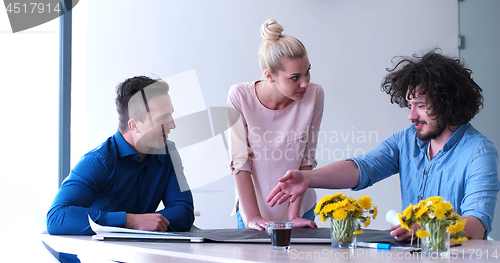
330,218,356,248
421,222,451,257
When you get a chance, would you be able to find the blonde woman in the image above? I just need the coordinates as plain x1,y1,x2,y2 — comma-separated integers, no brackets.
228,19,324,230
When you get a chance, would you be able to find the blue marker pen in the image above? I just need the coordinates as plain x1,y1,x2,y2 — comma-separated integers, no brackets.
356,242,391,249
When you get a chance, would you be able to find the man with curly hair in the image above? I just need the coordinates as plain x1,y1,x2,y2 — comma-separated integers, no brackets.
267,50,499,241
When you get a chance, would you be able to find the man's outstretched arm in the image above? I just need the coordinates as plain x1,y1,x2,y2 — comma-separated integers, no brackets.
266,160,360,207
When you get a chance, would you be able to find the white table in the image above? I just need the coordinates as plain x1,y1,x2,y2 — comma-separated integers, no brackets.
41,234,500,263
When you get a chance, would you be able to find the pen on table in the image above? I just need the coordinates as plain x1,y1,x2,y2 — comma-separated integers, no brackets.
356,242,391,249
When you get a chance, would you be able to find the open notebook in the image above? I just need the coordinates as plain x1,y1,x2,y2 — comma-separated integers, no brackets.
89,215,411,247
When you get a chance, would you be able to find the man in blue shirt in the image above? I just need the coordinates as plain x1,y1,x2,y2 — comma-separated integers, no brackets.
266,51,499,240
47,76,194,236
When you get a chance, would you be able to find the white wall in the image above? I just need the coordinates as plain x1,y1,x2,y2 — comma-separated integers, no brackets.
73,0,461,230
459,0,500,240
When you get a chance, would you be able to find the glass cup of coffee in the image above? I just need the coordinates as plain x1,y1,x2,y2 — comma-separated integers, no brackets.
268,221,293,250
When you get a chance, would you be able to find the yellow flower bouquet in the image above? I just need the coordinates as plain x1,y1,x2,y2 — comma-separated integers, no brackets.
398,196,467,256
315,192,377,248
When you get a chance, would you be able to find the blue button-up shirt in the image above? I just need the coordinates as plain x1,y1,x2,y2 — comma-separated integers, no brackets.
47,131,194,235
350,123,499,236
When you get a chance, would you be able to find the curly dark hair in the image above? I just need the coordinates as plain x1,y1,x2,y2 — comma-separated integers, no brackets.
115,76,169,132
381,50,483,129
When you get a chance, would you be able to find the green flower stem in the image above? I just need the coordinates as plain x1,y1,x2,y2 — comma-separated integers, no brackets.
331,217,354,244
423,221,450,253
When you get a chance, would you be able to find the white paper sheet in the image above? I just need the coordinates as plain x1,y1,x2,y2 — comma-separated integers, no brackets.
88,214,178,236
88,214,204,242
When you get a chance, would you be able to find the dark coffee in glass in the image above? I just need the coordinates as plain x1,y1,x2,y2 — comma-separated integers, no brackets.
268,222,293,249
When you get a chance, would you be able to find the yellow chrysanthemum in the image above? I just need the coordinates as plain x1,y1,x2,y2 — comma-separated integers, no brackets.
314,207,320,215
452,236,468,244
364,217,371,227
416,229,429,238
426,196,443,204
433,204,446,220
315,195,333,214
345,202,356,212
447,218,466,234
321,203,337,215
333,208,348,220
398,213,412,231
441,201,453,212
357,195,372,210
353,230,364,235
316,193,379,230
400,196,468,245
456,218,467,229
354,209,363,217
445,212,456,221
319,213,326,223
332,192,343,198
447,224,458,234
415,205,428,218
402,205,413,220
337,199,349,208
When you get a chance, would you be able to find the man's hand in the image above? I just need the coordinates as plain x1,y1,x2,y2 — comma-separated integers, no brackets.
125,213,170,232
246,216,271,231
390,223,419,241
291,217,317,228
266,170,309,207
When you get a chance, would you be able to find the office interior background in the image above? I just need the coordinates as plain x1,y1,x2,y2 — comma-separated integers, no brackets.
1,1,499,262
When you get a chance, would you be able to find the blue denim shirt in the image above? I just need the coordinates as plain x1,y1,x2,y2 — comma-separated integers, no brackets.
349,123,499,237
47,131,194,235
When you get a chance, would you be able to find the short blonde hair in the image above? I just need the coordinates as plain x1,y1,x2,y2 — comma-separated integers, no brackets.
258,19,307,74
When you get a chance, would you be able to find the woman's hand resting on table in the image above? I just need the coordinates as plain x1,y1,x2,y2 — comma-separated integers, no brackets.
246,216,271,231
291,217,317,228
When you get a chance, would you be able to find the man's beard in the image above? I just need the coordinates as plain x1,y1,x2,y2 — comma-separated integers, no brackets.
415,121,446,141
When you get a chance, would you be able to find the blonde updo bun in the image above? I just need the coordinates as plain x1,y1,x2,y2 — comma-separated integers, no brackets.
258,19,307,74
261,19,284,41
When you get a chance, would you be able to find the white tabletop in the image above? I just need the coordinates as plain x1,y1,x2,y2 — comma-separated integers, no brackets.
41,234,500,263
